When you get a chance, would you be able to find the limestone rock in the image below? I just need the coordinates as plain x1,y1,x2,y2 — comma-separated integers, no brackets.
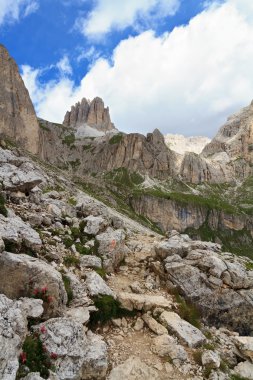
63,97,115,133
159,311,206,348
142,313,168,335
0,294,43,380
0,212,42,251
83,215,108,235
66,307,90,325
165,134,210,155
0,252,67,318
96,229,128,272
0,45,39,154
36,318,108,380
108,356,159,380
233,336,253,362
117,292,172,311
84,271,114,297
201,350,220,369
80,255,102,270
232,361,253,380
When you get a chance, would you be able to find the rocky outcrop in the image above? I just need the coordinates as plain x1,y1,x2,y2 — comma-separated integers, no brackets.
63,97,115,132
155,232,253,335
0,252,67,318
0,294,43,380
0,45,39,154
165,134,210,154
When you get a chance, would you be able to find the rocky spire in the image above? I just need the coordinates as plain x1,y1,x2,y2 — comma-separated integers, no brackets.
63,97,115,132
0,44,40,154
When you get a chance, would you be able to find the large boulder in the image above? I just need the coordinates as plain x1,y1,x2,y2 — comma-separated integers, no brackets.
160,234,253,335
0,252,67,318
0,294,43,380
36,318,108,380
0,212,42,252
95,229,129,272
108,356,159,380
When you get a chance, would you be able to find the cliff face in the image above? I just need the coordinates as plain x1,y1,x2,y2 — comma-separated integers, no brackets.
63,97,115,133
0,45,39,154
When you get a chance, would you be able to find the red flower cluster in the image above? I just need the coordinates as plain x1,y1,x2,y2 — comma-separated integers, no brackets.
40,325,47,334
50,352,58,360
19,352,27,364
32,286,53,304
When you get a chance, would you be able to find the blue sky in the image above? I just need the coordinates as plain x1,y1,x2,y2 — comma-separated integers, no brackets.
1,0,253,137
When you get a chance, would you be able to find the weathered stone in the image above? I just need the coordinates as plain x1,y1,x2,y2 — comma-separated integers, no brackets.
159,311,206,348
233,336,253,362
232,361,253,380
0,45,40,154
83,215,108,236
66,307,90,325
36,318,108,380
0,252,67,318
108,356,159,380
80,255,102,270
85,271,114,297
151,334,189,368
133,317,144,331
201,350,220,369
117,292,172,311
142,313,168,335
96,229,128,272
0,294,43,380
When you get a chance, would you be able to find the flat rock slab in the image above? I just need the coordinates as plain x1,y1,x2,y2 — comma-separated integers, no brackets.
234,336,253,362
117,292,172,311
233,361,253,380
108,356,159,380
159,311,206,348
142,313,168,335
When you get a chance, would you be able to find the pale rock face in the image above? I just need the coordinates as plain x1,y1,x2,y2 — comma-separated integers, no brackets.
83,215,108,236
0,294,43,380
157,234,253,335
232,361,253,380
63,97,116,134
84,271,115,297
142,313,168,335
36,319,108,380
80,255,102,270
108,356,159,380
233,336,253,362
0,45,39,154
0,252,67,318
95,229,128,273
117,292,172,311
201,350,220,369
165,134,211,155
159,311,206,348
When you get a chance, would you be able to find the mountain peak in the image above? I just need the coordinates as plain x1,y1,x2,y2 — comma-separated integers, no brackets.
63,97,116,133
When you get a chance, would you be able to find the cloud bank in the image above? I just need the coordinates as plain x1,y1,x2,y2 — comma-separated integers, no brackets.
22,0,253,137
0,0,39,26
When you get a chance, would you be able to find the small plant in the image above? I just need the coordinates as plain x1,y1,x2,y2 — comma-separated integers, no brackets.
68,197,77,206
245,262,253,270
0,193,8,217
62,133,75,146
61,274,73,306
89,295,136,326
230,375,251,380
63,255,80,267
94,267,107,279
173,290,201,328
203,342,216,351
109,133,123,145
32,287,53,304
192,349,203,366
16,333,56,379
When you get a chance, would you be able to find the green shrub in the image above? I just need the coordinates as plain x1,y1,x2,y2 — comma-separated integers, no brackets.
62,274,73,306
192,349,202,365
63,255,80,267
68,197,77,206
63,236,74,248
62,133,75,146
89,295,135,325
109,133,123,145
0,193,8,217
245,262,253,270
173,291,201,328
94,267,107,278
16,334,54,379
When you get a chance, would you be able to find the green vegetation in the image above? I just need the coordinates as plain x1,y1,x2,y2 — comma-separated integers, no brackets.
109,133,123,145
68,197,77,206
173,290,201,328
94,267,107,278
245,262,253,270
230,375,251,380
89,295,135,325
0,193,8,217
16,334,54,379
39,121,50,132
62,133,75,146
62,274,73,306
63,255,80,267
3,239,37,257
82,144,92,151
105,167,144,188
69,159,81,170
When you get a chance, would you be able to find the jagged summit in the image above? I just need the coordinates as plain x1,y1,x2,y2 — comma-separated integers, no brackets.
63,97,116,136
0,44,39,154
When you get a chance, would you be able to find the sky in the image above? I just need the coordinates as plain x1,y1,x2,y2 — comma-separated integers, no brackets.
1,0,253,137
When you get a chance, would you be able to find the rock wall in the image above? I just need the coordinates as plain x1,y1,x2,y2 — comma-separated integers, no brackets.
0,45,39,154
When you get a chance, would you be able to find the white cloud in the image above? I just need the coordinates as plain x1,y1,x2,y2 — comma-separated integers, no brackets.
22,0,253,137
56,55,73,76
0,0,39,26
77,0,180,39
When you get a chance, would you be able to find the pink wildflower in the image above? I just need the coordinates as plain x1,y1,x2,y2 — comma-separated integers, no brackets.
40,325,47,334
20,352,27,364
